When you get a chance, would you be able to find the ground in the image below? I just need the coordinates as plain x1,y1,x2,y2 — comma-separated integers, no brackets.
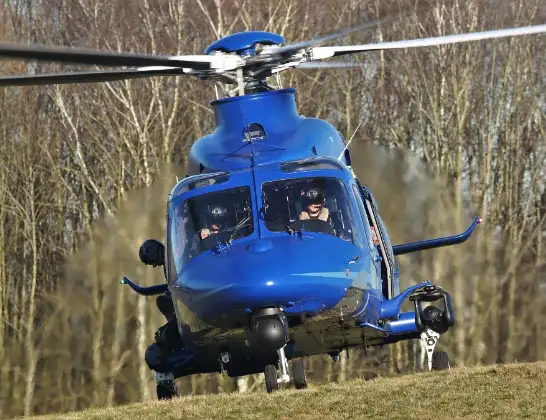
19,362,546,420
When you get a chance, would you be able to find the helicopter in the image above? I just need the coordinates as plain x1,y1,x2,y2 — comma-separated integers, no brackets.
1,14,545,400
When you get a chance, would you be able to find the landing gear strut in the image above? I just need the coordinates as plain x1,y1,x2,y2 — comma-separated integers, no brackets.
264,346,308,393
150,294,183,400
410,285,454,372
420,328,450,371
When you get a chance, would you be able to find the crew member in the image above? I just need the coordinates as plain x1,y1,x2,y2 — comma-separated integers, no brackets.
299,188,330,222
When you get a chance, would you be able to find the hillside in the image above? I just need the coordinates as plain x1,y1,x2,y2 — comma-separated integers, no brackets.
20,362,546,420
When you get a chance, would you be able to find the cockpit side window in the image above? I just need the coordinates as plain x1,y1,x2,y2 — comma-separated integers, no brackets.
261,176,361,245
356,182,395,299
351,184,376,251
168,186,254,276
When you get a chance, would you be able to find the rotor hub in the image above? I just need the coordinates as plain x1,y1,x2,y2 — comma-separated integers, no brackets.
204,31,285,57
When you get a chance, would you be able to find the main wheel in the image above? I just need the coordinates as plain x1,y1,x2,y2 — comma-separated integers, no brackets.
432,351,450,371
156,379,180,400
264,364,279,393
292,359,308,389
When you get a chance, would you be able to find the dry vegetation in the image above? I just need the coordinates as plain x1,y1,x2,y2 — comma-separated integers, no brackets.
18,362,546,420
0,0,545,418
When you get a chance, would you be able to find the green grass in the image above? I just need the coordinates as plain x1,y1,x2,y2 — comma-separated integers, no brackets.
20,362,546,420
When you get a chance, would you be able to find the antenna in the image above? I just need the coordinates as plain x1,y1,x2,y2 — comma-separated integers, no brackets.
337,120,363,161
244,117,257,168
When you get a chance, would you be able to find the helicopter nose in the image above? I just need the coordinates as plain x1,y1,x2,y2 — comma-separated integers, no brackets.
180,236,362,327
189,269,349,326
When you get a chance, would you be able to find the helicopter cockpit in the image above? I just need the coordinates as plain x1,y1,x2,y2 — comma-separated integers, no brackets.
261,176,357,244
166,161,364,287
168,184,254,268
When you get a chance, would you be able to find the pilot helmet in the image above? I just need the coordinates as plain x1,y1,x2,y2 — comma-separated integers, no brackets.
207,204,229,230
303,187,325,206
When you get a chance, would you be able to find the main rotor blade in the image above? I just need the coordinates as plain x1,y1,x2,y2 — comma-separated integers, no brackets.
310,24,546,59
256,2,431,59
297,61,365,69
270,15,406,56
0,43,244,70
0,67,188,86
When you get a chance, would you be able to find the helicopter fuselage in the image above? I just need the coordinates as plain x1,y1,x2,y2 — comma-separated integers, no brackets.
153,88,415,376
132,85,474,379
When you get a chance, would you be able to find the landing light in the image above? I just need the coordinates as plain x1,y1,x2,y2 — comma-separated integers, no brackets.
266,281,274,286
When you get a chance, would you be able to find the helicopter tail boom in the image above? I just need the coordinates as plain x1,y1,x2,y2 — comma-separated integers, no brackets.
392,216,483,256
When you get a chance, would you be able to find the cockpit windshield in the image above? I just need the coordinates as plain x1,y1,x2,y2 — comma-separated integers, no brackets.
261,177,358,244
169,186,254,267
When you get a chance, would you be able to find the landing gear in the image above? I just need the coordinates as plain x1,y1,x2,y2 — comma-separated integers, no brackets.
410,285,454,373
156,372,180,400
149,294,185,400
264,346,308,393
146,294,183,373
264,364,279,393
420,328,450,371
432,351,451,370
292,359,308,389
277,346,291,385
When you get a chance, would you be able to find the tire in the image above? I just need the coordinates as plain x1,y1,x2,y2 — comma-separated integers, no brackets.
432,351,450,371
292,359,308,389
264,364,279,393
156,380,180,400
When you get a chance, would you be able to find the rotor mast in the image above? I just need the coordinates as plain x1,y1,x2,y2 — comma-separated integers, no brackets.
202,32,287,99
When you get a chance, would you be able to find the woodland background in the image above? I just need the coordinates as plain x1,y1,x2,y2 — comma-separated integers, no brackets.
0,0,545,417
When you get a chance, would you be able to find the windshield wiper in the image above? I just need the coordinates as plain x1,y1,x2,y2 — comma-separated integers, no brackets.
259,207,297,235
192,217,251,254
226,216,251,244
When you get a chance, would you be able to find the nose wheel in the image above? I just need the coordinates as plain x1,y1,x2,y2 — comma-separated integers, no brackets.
291,358,308,389
264,364,279,393
263,347,308,393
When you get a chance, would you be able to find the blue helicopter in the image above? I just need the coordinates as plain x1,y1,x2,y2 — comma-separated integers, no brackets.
1,19,545,399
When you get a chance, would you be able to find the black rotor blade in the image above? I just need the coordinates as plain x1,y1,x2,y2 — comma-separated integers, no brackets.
0,67,187,87
0,43,218,69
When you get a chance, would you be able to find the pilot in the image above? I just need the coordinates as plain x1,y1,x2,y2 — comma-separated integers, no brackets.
299,188,330,222
370,225,380,246
199,223,220,239
198,205,228,241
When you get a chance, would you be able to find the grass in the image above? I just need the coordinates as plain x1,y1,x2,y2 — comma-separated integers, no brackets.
20,362,546,420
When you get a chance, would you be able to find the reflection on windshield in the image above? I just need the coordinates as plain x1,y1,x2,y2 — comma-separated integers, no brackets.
169,186,254,269
262,177,358,243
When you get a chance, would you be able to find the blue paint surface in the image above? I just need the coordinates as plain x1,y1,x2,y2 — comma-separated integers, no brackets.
178,234,359,327
187,89,349,175
204,31,285,55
